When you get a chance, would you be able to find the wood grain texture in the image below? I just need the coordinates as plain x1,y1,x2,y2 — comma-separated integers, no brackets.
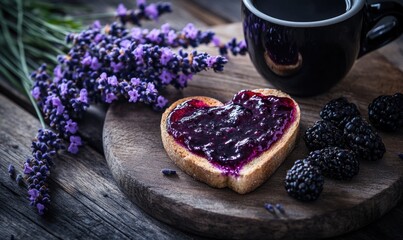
0,94,194,240
103,23,403,239
190,0,242,23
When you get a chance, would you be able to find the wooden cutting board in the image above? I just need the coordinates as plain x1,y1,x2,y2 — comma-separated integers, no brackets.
103,23,403,239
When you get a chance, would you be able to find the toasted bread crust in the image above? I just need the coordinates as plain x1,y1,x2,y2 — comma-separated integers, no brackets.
161,89,300,194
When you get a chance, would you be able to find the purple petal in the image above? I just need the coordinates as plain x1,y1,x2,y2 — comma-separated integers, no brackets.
36,203,45,215
28,189,39,199
24,164,32,174
156,96,168,108
31,87,41,100
65,119,78,134
90,57,101,70
68,143,79,154
116,3,127,16
120,39,131,49
145,4,158,20
92,20,101,29
70,135,82,146
79,89,88,104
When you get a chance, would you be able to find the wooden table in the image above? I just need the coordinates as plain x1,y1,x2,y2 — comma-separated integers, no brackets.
1,0,402,239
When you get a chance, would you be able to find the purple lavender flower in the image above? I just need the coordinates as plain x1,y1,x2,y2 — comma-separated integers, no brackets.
107,75,118,86
167,30,177,45
60,83,68,96
65,119,78,134
131,28,143,41
145,4,158,20
53,65,63,83
177,73,192,88
137,0,146,7
78,89,88,104
68,135,82,154
131,78,141,85
36,203,45,215
28,189,40,202
92,20,102,29
24,163,33,174
51,96,65,115
146,82,156,94
111,62,124,73
160,69,174,84
120,39,132,49
206,56,218,68
156,95,168,109
146,29,161,42
183,23,198,40
90,57,101,70
105,92,118,103
81,55,92,66
116,3,127,16
160,47,173,65
133,45,144,59
212,36,221,47
161,23,171,34
32,87,41,100
128,90,139,103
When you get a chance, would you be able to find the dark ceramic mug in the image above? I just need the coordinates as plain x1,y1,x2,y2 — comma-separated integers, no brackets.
242,0,403,96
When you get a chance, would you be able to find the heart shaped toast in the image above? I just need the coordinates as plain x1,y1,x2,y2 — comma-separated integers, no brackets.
161,89,300,194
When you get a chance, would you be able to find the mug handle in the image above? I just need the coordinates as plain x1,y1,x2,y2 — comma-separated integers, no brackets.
358,1,403,58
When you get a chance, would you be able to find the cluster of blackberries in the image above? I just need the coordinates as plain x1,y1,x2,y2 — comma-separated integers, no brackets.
368,93,403,131
285,95,396,201
305,97,386,161
285,146,359,201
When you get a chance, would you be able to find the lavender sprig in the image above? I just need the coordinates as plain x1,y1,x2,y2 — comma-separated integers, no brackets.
129,23,247,56
116,1,172,25
24,129,64,215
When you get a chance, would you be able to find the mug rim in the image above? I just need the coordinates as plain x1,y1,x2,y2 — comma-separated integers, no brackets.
242,0,365,27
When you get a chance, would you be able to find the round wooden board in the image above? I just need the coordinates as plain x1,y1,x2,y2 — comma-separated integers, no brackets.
103,25,403,240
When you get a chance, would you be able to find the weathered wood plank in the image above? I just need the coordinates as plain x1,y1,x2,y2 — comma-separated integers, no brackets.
189,0,242,23
0,93,194,240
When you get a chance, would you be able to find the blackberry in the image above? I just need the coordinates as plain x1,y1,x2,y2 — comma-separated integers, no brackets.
285,159,324,201
320,97,360,128
368,93,403,131
308,147,359,180
344,117,385,161
303,120,345,150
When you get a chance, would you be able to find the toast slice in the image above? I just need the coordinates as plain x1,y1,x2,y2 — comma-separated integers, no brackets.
160,89,300,194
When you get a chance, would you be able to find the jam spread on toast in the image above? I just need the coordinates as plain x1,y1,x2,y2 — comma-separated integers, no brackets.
167,90,296,175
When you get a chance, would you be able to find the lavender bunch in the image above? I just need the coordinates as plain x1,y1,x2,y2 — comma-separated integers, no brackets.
24,129,64,215
31,2,228,154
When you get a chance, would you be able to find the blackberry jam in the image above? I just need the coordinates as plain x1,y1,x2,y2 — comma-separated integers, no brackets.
167,90,296,176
